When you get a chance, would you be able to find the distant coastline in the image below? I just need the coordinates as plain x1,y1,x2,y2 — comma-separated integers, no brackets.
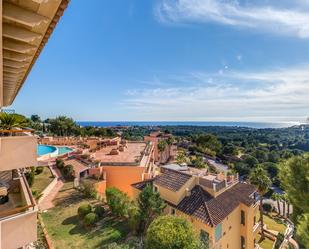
77,121,300,129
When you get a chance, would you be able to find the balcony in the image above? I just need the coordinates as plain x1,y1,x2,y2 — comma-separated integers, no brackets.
0,173,37,249
0,130,37,171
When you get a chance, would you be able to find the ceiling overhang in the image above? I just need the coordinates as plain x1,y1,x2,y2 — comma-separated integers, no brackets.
1,0,69,107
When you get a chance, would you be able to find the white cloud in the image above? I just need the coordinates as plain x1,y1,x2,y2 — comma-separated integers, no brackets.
123,65,309,122
155,0,309,38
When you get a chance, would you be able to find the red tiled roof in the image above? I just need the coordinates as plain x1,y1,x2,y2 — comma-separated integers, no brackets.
131,178,156,191
176,182,257,226
154,169,192,191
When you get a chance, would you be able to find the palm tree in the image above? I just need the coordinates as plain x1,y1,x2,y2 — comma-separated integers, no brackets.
286,197,291,219
249,165,272,239
282,193,289,219
272,193,281,215
281,194,290,218
0,113,28,135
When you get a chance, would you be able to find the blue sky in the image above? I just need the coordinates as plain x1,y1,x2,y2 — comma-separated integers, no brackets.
11,0,309,122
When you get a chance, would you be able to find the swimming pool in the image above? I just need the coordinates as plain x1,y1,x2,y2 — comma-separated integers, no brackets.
37,145,73,157
37,145,57,156
58,146,73,155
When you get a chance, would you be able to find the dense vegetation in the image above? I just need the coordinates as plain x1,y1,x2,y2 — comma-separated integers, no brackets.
0,113,115,137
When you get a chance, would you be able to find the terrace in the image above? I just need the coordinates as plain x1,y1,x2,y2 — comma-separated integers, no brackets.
161,164,239,196
94,141,150,166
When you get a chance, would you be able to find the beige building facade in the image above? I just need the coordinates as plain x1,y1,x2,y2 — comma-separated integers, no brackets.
132,165,260,249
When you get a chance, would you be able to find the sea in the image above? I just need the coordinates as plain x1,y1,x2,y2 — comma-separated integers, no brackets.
76,121,300,129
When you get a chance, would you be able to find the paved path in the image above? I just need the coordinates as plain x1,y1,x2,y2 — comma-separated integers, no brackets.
38,163,64,211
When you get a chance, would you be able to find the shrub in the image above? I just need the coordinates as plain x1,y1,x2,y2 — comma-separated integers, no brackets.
262,203,272,213
35,166,44,175
81,154,90,159
94,205,105,218
63,164,74,178
78,203,92,218
81,181,97,198
109,230,122,242
83,212,98,227
106,187,130,217
274,233,284,249
25,171,35,187
56,159,64,169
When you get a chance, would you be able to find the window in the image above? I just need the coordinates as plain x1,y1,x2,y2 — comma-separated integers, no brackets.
241,210,245,225
154,186,158,192
241,236,245,249
200,230,209,248
215,223,222,241
171,208,176,215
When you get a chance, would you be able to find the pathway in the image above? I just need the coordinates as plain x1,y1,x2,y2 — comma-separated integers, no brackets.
38,162,64,211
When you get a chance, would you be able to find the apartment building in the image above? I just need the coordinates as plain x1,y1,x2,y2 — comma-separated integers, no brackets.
132,164,260,249
88,139,156,197
144,130,177,164
0,1,69,248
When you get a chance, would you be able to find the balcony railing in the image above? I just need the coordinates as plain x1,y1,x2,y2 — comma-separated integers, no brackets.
0,130,37,171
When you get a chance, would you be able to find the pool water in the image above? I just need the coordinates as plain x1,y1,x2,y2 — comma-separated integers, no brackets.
58,147,73,155
37,145,73,156
37,145,57,156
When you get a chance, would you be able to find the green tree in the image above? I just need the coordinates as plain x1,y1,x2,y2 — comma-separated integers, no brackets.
249,165,272,238
296,213,309,248
195,133,222,155
279,154,309,220
30,114,41,123
271,193,281,216
222,143,237,156
242,155,259,168
106,187,130,218
47,116,77,136
145,215,199,249
176,150,187,164
192,156,207,169
136,185,166,235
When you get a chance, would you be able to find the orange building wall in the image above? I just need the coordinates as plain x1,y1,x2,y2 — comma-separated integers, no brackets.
90,166,145,197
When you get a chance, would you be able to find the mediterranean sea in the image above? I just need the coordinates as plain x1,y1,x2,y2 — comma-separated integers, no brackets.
77,121,299,129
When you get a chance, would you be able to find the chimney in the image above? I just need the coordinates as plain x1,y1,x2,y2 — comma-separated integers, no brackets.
185,188,191,197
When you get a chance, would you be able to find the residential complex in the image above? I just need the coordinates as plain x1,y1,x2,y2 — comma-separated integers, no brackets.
132,164,260,249
0,0,69,248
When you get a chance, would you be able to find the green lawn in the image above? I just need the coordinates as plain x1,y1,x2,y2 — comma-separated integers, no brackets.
256,212,287,249
257,212,287,234
256,234,274,249
32,166,54,195
264,214,286,234
41,182,130,249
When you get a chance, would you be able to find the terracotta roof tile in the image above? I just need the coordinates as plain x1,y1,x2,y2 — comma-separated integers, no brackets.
131,178,156,191
176,182,256,226
154,169,192,191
